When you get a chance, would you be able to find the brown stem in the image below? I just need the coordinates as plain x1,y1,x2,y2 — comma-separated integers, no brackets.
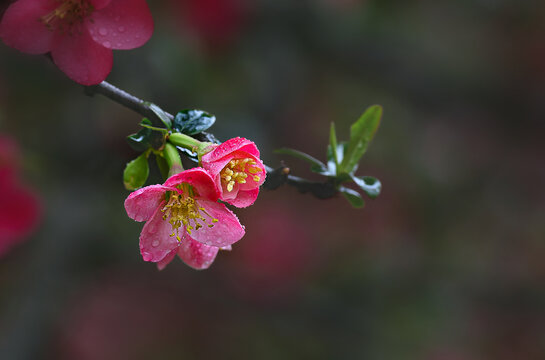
84,81,339,200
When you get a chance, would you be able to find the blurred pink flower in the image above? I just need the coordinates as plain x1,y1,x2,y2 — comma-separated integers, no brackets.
125,167,245,270
0,135,41,257
0,0,153,85
201,137,266,208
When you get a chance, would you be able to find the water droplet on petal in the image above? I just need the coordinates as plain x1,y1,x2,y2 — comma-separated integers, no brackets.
98,27,107,36
152,240,160,247
116,42,122,47
135,34,141,39
89,29,94,34
112,32,117,37
115,15,120,21
103,41,111,47
118,26,125,32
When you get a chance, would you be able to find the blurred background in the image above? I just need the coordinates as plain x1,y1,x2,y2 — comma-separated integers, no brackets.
1,0,545,359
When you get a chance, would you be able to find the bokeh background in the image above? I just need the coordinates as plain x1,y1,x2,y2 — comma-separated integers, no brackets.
1,0,545,359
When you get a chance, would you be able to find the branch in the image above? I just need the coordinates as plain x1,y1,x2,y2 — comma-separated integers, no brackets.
84,81,339,200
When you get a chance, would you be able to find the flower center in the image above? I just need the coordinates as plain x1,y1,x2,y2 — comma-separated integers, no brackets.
161,185,218,240
41,0,94,30
220,158,261,192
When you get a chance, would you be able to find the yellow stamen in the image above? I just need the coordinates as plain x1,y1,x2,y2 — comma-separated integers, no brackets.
161,184,218,240
41,0,94,31
220,158,262,192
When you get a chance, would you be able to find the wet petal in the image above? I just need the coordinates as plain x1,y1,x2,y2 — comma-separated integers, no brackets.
225,188,259,208
139,205,179,263
87,0,153,50
177,236,218,270
201,137,259,163
50,25,113,85
156,248,177,271
0,0,57,54
164,168,219,202
202,155,232,178
124,184,172,222
189,199,245,247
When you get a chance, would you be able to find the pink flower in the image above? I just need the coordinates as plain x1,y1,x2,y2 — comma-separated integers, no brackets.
0,135,41,257
0,0,153,85
201,137,266,208
124,167,245,270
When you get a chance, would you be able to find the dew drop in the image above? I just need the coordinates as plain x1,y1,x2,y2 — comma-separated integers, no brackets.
89,29,94,34
118,25,125,32
114,15,120,21
98,27,107,36
116,42,122,47
152,240,160,247
112,32,117,37
103,41,111,47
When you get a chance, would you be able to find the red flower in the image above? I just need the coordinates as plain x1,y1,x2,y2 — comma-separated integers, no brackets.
125,168,245,270
0,135,41,257
201,137,266,208
0,0,153,85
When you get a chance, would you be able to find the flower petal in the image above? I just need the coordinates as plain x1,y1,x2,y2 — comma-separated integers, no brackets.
163,168,219,202
0,0,57,54
156,248,177,271
87,0,153,50
124,184,172,222
189,199,245,247
202,155,232,178
225,188,260,208
50,25,113,85
139,205,179,263
231,153,266,192
201,137,260,163
177,235,218,270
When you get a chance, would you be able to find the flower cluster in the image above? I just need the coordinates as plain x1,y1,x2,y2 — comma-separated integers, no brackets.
125,138,266,270
0,0,153,85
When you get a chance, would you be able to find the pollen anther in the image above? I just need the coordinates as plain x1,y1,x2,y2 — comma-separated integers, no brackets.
220,158,262,192
41,0,94,31
161,185,218,239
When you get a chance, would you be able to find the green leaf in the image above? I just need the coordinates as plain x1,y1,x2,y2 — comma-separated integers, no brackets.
339,186,365,208
123,153,149,190
127,118,153,151
351,175,381,198
329,122,338,165
326,144,337,175
340,105,382,174
149,103,172,129
275,148,327,173
327,142,349,177
172,109,216,135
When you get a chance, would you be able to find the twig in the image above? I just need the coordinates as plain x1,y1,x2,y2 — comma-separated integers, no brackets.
84,81,339,200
